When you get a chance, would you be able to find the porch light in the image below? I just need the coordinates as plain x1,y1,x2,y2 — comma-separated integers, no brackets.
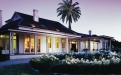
0,35,2,37
56,29,59,31
14,33,16,35
31,24,36,28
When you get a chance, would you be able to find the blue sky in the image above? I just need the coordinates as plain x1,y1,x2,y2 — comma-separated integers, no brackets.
0,0,121,41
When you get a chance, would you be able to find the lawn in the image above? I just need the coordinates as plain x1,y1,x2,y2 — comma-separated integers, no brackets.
0,64,42,75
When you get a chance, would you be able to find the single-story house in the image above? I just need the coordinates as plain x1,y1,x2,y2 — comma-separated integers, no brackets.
0,9,114,59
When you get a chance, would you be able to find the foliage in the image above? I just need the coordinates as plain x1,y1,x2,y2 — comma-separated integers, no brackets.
30,51,121,74
29,54,59,73
57,0,81,30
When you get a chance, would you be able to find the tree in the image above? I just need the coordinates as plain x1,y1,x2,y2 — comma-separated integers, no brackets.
57,0,81,30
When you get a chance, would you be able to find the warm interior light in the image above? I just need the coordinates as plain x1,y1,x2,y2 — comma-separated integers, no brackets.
14,33,16,35
56,29,59,31
31,24,36,28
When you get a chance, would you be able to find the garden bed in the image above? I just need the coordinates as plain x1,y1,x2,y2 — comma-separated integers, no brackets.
29,51,121,74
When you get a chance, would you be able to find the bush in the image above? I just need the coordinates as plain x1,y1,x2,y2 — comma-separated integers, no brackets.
29,54,59,73
30,51,121,74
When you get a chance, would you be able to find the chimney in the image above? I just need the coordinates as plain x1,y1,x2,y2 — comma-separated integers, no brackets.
33,9,39,22
0,10,2,28
89,30,92,36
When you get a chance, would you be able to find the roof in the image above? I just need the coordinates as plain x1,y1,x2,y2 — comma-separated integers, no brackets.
17,12,88,36
0,11,114,39
0,12,86,36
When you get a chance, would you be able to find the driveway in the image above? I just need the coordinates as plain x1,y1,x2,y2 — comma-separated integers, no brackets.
0,58,31,67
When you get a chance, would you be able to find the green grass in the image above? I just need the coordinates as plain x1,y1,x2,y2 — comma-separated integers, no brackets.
0,64,44,75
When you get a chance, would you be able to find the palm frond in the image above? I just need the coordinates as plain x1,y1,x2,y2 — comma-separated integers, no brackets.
57,0,81,29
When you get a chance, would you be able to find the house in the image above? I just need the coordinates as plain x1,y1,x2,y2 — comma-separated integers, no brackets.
0,9,114,59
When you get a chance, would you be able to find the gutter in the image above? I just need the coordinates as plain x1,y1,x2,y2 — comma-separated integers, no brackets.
8,29,81,38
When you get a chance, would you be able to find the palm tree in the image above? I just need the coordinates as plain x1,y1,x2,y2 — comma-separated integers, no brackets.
57,0,81,30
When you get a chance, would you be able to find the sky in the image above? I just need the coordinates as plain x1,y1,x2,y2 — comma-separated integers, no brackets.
0,0,121,41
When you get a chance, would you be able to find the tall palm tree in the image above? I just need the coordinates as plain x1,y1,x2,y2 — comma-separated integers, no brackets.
57,0,81,30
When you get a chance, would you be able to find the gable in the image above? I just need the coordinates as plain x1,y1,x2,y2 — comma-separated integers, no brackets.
12,13,22,21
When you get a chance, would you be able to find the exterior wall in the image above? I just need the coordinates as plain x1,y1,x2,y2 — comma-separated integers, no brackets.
40,36,47,53
53,38,62,53
19,34,24,53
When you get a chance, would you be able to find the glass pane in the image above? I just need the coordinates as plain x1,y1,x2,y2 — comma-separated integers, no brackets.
55,37,59,48
48,37,51,48
31,38,34,52
24,37,30,52
62,39,65,48
13,36,16,50
0,34,9,50
37,39,40,52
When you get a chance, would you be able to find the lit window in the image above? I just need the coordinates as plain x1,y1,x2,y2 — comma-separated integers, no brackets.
48,37,51,48
62,39,65,48
37,39,40,52
24,37,30,52
93,42,95,49
13,36,16,50
83,41,86,49
31,38,34,52
55,37,59,48
31,24,36,28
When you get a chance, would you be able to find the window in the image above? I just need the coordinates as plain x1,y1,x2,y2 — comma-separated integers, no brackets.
83,41,86,49
55,37,59,48
24,35,35,52
37,39,40,52
62,39,65,48
97,43,98,49
48,37,51,48
0,34,9,50
24,36,30,52
31,38,34,52
93,42,95,49
13,36,16,50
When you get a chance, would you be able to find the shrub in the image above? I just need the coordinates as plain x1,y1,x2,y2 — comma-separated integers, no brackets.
30,51,121,74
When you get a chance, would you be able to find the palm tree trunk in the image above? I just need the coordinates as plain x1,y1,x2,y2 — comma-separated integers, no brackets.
69,22,71,30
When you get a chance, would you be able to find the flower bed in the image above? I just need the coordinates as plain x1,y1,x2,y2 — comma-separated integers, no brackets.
29,51,121,74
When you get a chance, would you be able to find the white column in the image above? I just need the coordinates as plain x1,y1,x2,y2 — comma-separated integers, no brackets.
88,39,90,51
81,42,83,51
30,35,31,53
9,32,14,55
79,41,82,52
109,40,111,51
78,40,80,52
34,34,37,54
86,41,88,49
100,39,104,49
66,38,69,53
105,40,107,50
98,41,100,50
46,36,49,53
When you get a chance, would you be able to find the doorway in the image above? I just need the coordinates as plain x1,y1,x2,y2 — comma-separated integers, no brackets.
71,44,77,52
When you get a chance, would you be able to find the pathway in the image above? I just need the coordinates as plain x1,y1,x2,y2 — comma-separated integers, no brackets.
0,58,31,67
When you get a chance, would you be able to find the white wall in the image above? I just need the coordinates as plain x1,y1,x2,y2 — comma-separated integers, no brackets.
52,37,63,53
40,36,47,53
80,42,83,51
19,34,24,53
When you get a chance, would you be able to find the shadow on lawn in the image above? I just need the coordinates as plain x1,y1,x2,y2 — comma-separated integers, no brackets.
0,64,41,75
